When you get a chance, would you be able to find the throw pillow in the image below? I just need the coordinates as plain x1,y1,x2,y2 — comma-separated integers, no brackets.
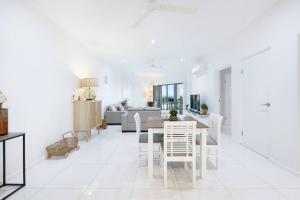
116,104,125,112
106,106,112,111
111,105,117,111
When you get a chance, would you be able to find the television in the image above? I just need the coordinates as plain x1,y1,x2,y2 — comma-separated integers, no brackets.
190,94,200,111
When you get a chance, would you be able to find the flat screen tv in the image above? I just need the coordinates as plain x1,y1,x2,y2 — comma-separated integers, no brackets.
190,94,200,111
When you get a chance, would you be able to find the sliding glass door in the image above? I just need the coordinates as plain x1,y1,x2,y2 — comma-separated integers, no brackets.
153,83,184,114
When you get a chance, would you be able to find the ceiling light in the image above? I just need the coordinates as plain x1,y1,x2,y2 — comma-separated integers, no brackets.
151,39,156,45
180,58,184,62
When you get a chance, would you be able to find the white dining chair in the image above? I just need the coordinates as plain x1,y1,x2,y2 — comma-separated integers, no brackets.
196,113,223,169
160,121,197,188
134,113,163,166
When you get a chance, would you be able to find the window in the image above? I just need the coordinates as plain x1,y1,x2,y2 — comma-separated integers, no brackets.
153,83,184,114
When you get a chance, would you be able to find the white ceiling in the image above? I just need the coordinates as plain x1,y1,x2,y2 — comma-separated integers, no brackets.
28,0,279,74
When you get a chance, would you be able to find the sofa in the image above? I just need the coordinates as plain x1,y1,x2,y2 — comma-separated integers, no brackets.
104,102,127,125
104,110,126,125
122,107,161,132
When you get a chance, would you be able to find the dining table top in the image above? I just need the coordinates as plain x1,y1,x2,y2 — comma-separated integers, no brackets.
147,115,209,129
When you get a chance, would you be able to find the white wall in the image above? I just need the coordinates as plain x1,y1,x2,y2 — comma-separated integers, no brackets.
93,67,127,110
121,75,135,104
0,0,126,180
191,0,300,174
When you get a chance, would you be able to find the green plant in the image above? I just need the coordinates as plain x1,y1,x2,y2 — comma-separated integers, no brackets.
201,103,208,110
121,99,128,109
169,108,178,117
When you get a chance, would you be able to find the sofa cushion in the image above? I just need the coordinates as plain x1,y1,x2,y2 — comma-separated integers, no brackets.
128,107,144,111
109,105,117,111
107,105,118,111
127,110,160,123
116,104,125,111
144,107,161,111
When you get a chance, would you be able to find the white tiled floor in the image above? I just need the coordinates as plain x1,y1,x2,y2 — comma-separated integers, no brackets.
3,125,300,200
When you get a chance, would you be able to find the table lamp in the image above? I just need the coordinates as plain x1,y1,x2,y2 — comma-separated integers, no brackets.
80,78,98,100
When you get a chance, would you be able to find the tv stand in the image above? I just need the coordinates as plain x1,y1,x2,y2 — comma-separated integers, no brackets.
188,109,199,114
185,110,209,122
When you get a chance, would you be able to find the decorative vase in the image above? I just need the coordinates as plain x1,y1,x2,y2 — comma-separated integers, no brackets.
0,108,8,136
170,115,177,121
147,102,154,107
202,109,208,115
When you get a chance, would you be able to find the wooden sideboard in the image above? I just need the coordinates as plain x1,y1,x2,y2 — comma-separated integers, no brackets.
73,100,102,141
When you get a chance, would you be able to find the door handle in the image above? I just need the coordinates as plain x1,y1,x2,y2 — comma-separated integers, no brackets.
262,102,271,107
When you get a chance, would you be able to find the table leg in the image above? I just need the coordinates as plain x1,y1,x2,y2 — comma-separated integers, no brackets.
148,128,153,178
23,135,26,185
200,129,207,178
3,140,6,185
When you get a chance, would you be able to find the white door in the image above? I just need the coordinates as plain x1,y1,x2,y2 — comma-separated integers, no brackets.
241,50,271,158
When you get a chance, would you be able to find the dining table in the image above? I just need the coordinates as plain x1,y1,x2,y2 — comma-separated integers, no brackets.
146,115,209,178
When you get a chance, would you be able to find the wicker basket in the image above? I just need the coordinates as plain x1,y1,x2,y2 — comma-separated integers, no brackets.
46,131,79,158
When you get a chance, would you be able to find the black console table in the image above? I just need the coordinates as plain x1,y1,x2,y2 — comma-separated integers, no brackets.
0,133,25,200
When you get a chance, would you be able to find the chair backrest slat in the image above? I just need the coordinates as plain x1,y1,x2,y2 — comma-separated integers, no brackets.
164,121,196,158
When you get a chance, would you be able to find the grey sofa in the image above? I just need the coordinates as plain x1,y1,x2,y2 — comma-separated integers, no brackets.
104,102,129,125
104,111,126,125
122,107,161,132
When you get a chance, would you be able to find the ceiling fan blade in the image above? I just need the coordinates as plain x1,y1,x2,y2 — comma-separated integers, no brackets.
158,4,197,14
131,9,152,29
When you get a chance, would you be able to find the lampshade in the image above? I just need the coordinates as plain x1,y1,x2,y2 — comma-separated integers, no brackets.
144,88,153,102
80,78,98,88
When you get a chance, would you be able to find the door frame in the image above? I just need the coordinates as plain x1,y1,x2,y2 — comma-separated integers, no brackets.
218,67,232,134
216,66,232,130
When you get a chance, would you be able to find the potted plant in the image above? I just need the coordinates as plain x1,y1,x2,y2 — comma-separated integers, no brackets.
201,103,208,115
169,108,178,121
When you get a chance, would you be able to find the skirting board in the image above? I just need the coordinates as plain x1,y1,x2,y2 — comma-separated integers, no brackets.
1,155,44,185
107,123,122,125
240,141,300,177
269,157,300,177
238,141,300,177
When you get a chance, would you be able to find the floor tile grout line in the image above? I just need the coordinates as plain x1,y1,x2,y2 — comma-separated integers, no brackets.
11,126,300,199
26,159,74,196
275,188,297,200
222,150,280,190
129,164,138,200
76,163,106,200
73,128,122,199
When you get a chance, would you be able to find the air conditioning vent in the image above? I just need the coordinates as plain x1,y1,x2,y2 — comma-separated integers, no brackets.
192,64,207,77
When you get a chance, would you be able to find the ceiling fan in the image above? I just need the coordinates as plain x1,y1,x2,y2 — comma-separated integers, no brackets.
131,0,197,29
